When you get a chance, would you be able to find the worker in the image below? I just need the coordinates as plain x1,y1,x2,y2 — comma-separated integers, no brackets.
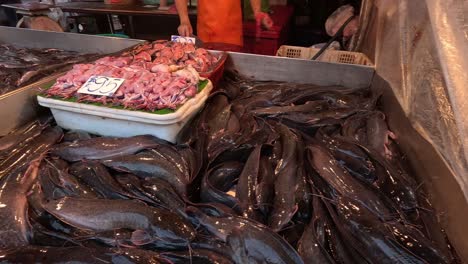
325,4,359,50
174,0,273,48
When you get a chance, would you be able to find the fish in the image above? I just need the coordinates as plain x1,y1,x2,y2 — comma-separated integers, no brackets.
41,158,97,200
50,135,164,162
318,133,378,184
255,155,275,218
297,195,335,264
366,111,396,159
141,177,187,217
0,158,43,249
162,249,234,264
236,145,263,221
251,100,328,116
0,126,63,179
0,119,48,153
147,146,192,183
307,144,395,220
63,130,92,142
115,174,157,205
341,112,370,143
200,161,243,211
69,161,130,199
44,197,196,246
0,246,171,264
102,150,189,197
268,124,299,232
329,196,449,264
195,202,238,217
293,143,313,224
187,207,304,264
341,139,419,211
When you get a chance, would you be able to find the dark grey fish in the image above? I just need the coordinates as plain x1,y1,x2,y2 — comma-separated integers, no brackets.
69,161,129,199
51,135,164,162
0,159,42,249
0,127,63,179
44,197,196,246
236,145,262,221
269,124,298,232
0,246,170,264
200,161,243,211
187,207,304,264
102,150,189,197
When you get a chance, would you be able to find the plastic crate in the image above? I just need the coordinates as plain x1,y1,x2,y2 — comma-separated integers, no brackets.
199,52,227,88
276,45,373,66
38,81,213,143
243,5,294,55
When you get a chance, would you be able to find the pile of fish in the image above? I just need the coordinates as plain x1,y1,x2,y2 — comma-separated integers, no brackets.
44,56,202,111
0,44,95,96
0,72,459,263
125,40,220,72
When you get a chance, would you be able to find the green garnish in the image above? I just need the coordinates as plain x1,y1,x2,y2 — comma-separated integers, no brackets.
39,79,209,115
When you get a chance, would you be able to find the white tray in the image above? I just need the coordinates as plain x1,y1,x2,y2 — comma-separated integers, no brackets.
37,81,212,143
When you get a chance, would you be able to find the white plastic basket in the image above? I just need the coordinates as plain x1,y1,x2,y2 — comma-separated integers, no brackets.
37,81,213,143
276,45,373,66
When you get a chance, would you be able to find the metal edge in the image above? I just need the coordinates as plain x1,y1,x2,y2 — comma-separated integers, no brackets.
36,80,213,124
224,51,375,89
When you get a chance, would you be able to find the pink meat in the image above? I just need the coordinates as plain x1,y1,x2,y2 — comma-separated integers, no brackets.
183,44,196,53
134,51,152,62
160,47,173,59
194,48,208,57
150,64,170,73
47,40,210,111
153,42,167,51
172,46,185,61
184,86,197,97
153,57,171,65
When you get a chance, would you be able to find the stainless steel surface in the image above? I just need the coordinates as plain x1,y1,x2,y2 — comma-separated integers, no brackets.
359,1,468,259
0,26,144,53
0,76,57,136
225,52,375,88
0,27,145,136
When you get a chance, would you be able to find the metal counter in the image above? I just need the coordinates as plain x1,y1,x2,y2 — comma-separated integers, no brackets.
225,52,374,88
0,27,145,136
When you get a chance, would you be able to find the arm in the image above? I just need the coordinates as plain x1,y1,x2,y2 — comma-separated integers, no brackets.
175,0,193,36
249,0,261,15
249,0,273,30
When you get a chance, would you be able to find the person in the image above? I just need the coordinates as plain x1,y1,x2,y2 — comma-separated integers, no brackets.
174,0,273,48
324,4,359,50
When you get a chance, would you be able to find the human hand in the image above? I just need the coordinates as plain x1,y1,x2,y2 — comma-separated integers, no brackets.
255,12,273,30
178,21,193,37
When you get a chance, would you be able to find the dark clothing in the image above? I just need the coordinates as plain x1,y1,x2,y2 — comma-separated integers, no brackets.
0,0,21,26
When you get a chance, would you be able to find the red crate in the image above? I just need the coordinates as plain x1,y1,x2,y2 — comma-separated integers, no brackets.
243,5,294,55
199,52,228,88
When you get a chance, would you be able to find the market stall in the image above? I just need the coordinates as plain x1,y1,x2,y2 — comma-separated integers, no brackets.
0,2,467,260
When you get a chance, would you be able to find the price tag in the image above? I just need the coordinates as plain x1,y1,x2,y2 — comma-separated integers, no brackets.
77,76,125,97
171,35,196,44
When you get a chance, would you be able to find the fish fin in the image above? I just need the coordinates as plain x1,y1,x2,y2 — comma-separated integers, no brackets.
130,229,154,246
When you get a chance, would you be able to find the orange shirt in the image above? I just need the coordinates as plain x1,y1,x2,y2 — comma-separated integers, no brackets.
197,0,243,46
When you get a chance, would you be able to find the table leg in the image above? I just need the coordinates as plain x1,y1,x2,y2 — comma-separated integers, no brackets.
107,14,115,34
128,15,135,38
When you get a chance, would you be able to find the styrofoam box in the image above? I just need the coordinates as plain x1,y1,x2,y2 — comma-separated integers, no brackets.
37,81,213,143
